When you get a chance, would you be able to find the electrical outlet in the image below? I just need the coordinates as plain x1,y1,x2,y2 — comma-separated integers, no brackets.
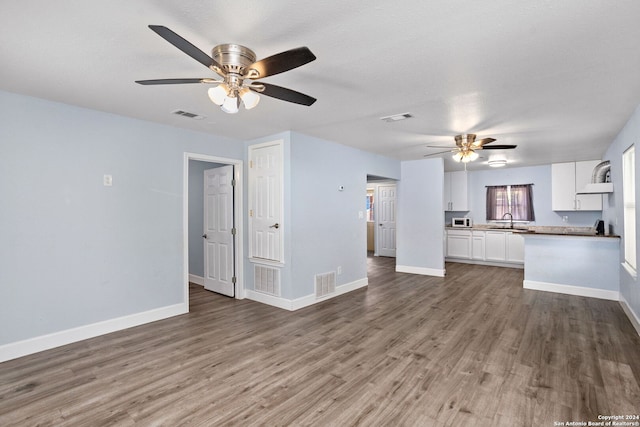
562,215,568,222
103,175,113,186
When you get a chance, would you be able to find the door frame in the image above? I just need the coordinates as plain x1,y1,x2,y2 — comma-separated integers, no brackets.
183,152,244,309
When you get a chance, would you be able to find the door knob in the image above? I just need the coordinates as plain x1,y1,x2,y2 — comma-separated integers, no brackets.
202,234,207,239
269,223,280,229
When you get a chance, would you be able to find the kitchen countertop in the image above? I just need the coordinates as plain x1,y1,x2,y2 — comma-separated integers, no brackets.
446,225,620,238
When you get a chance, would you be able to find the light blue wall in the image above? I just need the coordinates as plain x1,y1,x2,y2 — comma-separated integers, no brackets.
396,158,445,272
289,132,400,299
604,103,640,324
460,164,602,226
243,131,400,300
0,90,242,345
524,235,619,291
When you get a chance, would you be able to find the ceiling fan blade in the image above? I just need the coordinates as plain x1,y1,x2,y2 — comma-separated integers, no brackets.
479,144,517,150
424,150,455,157
148,25,224,75
135,78,207,85
256,82,316,106
246,47,316,79
473,137,497,147
454,135,463,147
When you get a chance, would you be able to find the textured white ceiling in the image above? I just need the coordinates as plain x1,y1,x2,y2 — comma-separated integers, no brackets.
2,0,640,171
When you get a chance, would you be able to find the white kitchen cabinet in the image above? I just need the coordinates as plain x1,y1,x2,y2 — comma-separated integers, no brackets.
446,229,523,266
551,160,602,211
506,232,525,263
485,231,507,261
471,231,485,260
446,229,472,258
443,171,469,211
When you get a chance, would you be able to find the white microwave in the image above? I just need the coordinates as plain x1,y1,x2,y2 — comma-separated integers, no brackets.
452,217,472,228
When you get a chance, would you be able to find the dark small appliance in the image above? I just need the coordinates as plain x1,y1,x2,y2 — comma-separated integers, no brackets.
594,219,605,235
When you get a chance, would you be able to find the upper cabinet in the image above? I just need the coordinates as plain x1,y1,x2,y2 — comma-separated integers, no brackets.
551,160,602,211
444,171,469,211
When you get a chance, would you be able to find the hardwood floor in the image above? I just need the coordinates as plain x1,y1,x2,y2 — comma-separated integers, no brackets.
1,258,639,426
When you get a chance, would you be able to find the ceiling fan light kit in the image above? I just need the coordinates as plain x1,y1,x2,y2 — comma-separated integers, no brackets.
488,158,508,167
453,150,479,163
136,25,317,114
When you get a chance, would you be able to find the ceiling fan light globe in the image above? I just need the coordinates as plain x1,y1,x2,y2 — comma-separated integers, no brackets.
468,151,479,161
208,85,228,106
239,87,260,110
221,95,240,114
452,152,463,162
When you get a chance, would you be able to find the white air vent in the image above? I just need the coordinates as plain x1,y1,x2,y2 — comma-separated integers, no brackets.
254,265,280,296
315,272,336,298
171,109,206,120
380,112,413,122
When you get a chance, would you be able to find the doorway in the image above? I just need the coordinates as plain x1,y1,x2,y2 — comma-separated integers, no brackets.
366,176,397,258
183,153,244,309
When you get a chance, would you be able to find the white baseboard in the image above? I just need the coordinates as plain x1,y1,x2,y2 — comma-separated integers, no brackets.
619,294,640,337
396,265,446,277
0,303,187,363
523,280,619,301
445,258,524,269
189,274,205,286
245,277,369,311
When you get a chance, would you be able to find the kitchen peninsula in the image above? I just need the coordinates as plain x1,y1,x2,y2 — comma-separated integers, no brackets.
446,225,621,300
521,232,620,300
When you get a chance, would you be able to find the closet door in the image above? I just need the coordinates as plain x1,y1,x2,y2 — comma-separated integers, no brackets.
249,141,283,262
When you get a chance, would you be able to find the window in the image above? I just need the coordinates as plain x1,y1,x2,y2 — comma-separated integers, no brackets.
486,184,535,221
623,145,636,276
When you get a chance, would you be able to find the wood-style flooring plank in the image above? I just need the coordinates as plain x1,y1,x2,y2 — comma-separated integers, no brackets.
1,256,640,426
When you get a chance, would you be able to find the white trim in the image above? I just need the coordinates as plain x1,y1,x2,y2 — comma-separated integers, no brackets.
0,303,187,363
523,280,619,301
396,265,446,277
245,278,368,311
622,261,637,280
189,274,204,286
184,153,244,301
445,258,524,269
619,293,640,337
245,289,293,310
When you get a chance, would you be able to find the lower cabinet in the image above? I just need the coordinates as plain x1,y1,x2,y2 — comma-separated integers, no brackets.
446,229,524,267
471,231,485,260
446,229,471,258
506,232,525,263
485,231,507,261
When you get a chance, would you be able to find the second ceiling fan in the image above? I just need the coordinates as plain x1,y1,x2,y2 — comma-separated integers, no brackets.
425,134,517,163
135,25,317,114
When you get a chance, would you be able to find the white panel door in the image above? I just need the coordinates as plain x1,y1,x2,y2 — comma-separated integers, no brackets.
377,184,397,257
249,142,283,262
203,165,235,297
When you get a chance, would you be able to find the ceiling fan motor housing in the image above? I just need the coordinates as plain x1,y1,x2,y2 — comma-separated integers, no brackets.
212,44,256,74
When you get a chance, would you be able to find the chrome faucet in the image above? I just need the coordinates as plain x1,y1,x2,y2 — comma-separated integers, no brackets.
502,212,514,229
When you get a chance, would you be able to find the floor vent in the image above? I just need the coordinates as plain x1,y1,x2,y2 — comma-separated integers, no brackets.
254,265,280,296
315,272,336,298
